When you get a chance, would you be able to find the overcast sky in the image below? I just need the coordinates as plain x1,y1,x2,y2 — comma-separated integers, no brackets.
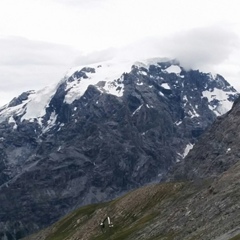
0,0,240,106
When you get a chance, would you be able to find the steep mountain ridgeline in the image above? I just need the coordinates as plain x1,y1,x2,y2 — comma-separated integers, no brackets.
174,93,240,180
0,58,238,239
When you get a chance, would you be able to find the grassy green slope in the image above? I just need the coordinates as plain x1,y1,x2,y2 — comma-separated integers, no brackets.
24,182,194,240
24,162,240,240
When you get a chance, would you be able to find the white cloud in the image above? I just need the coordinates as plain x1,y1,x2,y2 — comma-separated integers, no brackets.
161,26,240,70
73,48,117,65
0,36,79,66
74,26,239,70
53,0,104,7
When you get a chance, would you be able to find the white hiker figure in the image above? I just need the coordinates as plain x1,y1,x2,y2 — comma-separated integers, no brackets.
100,216,113,233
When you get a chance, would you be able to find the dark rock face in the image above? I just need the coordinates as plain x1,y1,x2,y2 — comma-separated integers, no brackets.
7,91,35,108
174,95,240,181
0,59,237,239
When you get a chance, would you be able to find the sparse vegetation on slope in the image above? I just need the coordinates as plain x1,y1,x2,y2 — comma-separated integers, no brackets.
24,160,240,240
22,181,201,240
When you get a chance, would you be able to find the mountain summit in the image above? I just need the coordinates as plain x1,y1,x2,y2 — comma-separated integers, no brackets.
0,58,238,239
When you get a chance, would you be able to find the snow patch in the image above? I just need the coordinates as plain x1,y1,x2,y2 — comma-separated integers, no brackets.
183,95,188,107
161,83,170,89
139,71,147,76
202,88,234,115
175,120,182,126
0,101,28,123
159,91,165,97
21,85,57,121
132,104,143,116
42,111,58,133
182,143,194,158
64,60,131,104
164,65,181,74
8,116,17,129
226,148,231,153
188,105,200,118
146,104,154,108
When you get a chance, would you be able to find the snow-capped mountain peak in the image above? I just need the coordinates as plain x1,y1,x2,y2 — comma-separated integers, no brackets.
0,58,238,132
64,60,130,104
0,84,57,126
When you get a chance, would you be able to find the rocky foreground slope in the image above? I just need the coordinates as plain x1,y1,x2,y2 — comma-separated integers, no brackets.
23,160,240,240
0,58,238,239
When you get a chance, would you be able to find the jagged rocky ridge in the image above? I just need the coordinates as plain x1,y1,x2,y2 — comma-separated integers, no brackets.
174,94,240,180
0,58,238,239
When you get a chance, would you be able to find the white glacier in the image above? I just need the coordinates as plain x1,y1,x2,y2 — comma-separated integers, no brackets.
64,60,131,104
164,65,181,74
21,85,57,122
202,88,234,116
